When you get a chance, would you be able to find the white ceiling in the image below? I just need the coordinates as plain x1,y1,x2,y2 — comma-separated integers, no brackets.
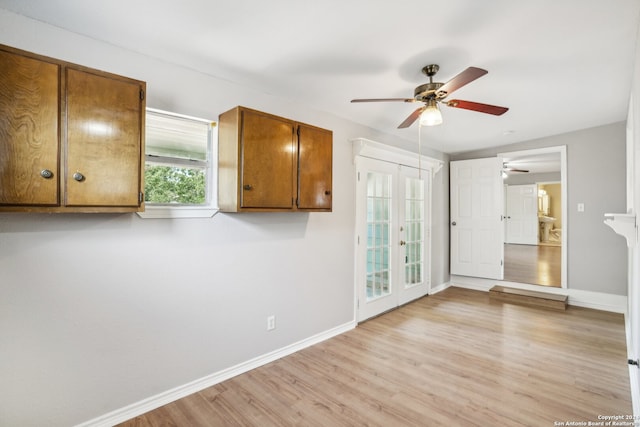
1,0,639,154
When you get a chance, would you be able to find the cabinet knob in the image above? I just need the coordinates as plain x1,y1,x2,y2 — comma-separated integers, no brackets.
324,190,331,196
40,169,53,179
73,172,85,182
243,184,253,191
400,240,406,246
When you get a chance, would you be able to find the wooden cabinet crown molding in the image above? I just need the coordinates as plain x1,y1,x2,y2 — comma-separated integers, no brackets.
0,44,146,213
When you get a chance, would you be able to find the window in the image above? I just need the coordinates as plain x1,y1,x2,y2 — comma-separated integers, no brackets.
137,108,218,218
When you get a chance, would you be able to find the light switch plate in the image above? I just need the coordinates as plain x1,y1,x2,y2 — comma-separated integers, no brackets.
577,203,585,212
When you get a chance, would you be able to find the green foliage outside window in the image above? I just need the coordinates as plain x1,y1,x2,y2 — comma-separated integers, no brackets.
144,164,206,204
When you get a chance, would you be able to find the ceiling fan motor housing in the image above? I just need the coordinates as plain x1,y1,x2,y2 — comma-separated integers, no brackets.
414,82,444,102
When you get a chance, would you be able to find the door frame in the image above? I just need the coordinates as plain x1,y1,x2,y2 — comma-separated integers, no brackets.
352,138,443,322
498,145,568,288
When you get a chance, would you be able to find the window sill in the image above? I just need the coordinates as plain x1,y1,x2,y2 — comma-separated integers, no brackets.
136,205,219,219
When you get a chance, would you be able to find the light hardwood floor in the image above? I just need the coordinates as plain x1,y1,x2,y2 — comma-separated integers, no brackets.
504,243,562,287
119,288,630,426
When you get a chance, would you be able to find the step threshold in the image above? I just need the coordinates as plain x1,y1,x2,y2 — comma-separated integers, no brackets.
489,285,568,311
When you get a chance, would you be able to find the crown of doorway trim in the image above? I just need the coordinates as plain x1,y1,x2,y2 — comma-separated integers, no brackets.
351,138,444,175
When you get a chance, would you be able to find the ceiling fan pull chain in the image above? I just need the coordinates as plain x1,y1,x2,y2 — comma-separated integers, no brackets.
418,124,422,179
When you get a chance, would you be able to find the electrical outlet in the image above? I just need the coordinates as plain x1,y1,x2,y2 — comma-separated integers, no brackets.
267,315,276,331
577,203,585,212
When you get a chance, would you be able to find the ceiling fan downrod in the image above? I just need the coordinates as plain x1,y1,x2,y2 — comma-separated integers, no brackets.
415,64,444,102
422,64,439,82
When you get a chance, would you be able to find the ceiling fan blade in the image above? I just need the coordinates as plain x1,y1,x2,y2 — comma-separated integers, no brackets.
351,98,416,103
445,99,509,116
398,107,425,129
436,67,488,98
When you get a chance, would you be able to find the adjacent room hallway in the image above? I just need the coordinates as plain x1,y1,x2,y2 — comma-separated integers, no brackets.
504,243,562,287
119,287,630,426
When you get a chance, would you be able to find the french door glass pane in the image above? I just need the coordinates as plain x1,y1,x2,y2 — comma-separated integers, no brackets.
404,177,425,286
366,172,392,301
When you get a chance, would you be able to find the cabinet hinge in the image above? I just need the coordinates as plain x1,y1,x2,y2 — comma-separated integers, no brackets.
139,192,144,204
357,171,360,181
501,259,504,266
296,126,300,137
629,359,639,367
140,89,145,101
357,235,360,245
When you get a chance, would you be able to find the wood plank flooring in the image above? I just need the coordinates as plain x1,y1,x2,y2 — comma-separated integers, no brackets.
119,287,631,427
504,243,562,287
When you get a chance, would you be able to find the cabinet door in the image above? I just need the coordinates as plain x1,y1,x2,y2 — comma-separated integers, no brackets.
240,110,295,208
65,68,143,207
297,124,332,210
0,49,59,205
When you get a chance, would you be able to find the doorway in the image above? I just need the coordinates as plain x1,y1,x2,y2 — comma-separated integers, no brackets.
355,157,432,322
499,146,567,288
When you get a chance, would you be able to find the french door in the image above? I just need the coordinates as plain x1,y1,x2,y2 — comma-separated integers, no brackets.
355,157,431,322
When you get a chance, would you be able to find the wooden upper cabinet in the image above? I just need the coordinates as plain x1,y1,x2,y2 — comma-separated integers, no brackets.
0,49,60,206
218,106,333,212
65,68,143,207
0,44,145,213
297,124,333,210
240,110,295,209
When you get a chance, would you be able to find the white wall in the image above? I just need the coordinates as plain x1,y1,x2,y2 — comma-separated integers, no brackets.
626,12,640,416
0,9,450,426
451,122,628,295
504,172,561,185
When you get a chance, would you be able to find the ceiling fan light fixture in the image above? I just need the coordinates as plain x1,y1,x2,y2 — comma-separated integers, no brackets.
419,99,443,127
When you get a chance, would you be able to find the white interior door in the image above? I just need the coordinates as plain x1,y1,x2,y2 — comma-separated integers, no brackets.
505,184,539,244
450,157,504,280
355,157,431,322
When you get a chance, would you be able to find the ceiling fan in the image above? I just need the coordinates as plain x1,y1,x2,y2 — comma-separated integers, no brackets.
503,162,529,173
351,64,509,128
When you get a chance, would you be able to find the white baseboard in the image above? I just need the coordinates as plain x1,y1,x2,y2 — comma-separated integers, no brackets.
624,315,640,417
630,366,640,418
76,321,356,427
429,281,451,295
625,311,640,418
450,275,628,314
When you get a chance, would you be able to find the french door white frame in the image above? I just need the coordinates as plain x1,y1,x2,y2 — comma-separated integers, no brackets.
352,138,443,322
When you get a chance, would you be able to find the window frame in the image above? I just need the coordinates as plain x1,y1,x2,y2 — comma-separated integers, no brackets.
137,108,218,219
